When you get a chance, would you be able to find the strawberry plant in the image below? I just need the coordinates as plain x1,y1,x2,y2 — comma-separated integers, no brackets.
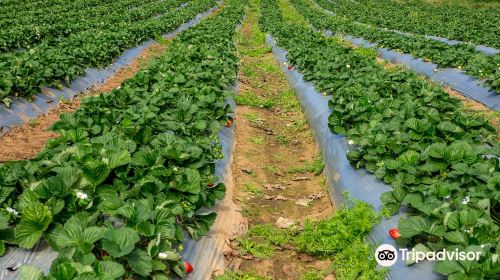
0,0,179,52
292,0,500,93
315,0,500,48
259,0,499,278
0,0,246,278
0,0,218,100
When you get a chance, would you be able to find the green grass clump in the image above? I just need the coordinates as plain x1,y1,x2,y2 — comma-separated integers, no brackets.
247,224,292,246
234,200,386,279
238,238,275,259
329,242,387,280
295,200,377,256
299,269,324,280
243,183,263,194
235,92,275,108
287,156,325,175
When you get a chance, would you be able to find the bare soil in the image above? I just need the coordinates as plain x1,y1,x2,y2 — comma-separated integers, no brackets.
220,10,334,279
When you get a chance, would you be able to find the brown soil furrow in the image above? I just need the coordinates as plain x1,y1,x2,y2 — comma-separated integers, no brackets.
221,4,334,279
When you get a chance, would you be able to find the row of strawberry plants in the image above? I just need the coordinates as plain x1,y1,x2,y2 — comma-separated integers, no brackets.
0,0,212,101
0,0,113,21
0,0,157,30
303,0,500,93
260,0,499,278
0,0,180,52
317,0,499,48
0,0,244,278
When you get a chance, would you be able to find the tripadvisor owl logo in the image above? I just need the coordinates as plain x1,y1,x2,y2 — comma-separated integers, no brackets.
375,244,398,267
374,244,482,267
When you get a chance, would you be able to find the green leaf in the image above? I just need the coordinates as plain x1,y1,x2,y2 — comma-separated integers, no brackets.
405,243,431,265
444,212,461,230
444,141,476,164
82,227,107,244
101,227,140,258
15,203,52,249
382,203,400,216
0,240,5,256
444,231,468,245
103,150,131,169
392,186,407,203
185,212,217,240
18,190,39,212
398,216,430,238
174,74,186,84
95,260,125,278
174,168,201,194
16,265,44,280
127,248,152,277
49,257,77,280
434,260,464,275
423,143,446,159
45,198,65,216
0,212,10,230
82,160,110,187
43,167,81,197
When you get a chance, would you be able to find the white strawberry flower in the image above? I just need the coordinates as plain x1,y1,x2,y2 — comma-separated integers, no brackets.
158,252,169,259
173,166,179,172
462,195,470,205
6,207,18,216
346,64,351,68
348,140,355,145
76,190,88,200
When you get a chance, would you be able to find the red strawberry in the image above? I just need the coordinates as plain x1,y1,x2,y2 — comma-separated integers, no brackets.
388,228,400,239
225,119,232,128
184,262,193,273
208,182,215,188
287,65,293,70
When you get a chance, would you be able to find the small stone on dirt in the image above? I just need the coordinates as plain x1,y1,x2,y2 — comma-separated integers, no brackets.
275,217,295,228
292,176,310,181
308,192,325,200
241,254,255,260
265,194,288,201
224,249,240,259
227,258,242,271
281,244,296,250
259,127,274,135
264,183,286,190
241,167,254,174
296,198,313,206
298,253,315,262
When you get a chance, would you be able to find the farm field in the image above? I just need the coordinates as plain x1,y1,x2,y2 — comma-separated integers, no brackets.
0,0,498,279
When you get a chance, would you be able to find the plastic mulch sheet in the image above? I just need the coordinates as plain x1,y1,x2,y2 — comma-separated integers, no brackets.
182,85,246,280
266,34,442,280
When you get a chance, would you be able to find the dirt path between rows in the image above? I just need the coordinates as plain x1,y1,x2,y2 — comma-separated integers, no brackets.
0,43,167,162
218,3,334,279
